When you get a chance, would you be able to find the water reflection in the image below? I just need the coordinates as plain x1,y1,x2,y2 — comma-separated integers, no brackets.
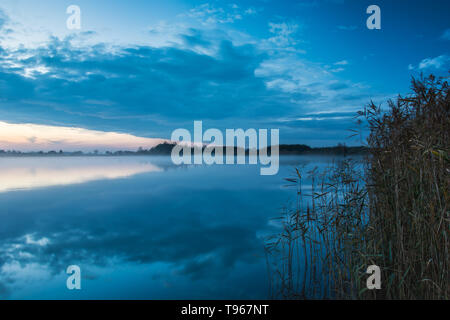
0,157,162,193
0,155,346,299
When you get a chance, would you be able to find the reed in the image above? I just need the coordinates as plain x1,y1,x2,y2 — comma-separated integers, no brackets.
265,74,449,299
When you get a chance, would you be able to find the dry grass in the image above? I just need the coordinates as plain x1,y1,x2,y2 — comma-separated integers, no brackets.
265,74,449,300
265,159,369,299
362,74,449,299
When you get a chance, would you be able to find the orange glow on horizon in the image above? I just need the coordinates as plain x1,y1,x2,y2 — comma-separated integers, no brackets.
0,157,163,192
0,121,168,151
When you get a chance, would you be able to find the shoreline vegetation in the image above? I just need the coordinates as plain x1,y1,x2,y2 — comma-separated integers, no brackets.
0,143,367,157
265,74,449,300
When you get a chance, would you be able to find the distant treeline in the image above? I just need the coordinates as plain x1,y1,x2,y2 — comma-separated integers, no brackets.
0,143,367,157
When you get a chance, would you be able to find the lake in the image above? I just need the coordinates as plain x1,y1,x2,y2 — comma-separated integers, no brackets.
0,155,348,299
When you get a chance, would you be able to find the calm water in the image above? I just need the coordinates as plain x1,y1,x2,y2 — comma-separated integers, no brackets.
0,155,345,299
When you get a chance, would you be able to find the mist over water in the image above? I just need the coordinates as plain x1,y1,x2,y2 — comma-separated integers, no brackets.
0,155,350,299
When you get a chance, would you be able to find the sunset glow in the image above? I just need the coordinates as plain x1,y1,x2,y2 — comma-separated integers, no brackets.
0,157,163,192
0,121,168,152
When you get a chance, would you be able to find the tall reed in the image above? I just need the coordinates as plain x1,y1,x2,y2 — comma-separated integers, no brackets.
265,74,449,299
362,74,449,299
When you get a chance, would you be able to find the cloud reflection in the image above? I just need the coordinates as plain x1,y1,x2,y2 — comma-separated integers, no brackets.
0,156,334,299
0,157,162,193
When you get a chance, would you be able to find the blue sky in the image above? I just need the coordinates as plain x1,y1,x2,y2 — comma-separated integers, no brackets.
0,0,449,149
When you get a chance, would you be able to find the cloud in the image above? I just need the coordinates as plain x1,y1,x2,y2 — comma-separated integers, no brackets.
181,29,212,48
409,55,450,71
281,111,354,122
0,34,281,126
329,67,344,73
0,168,272,296
334,60,349,65
0,26,372,144
254,55,373,117
267,22,300,48
0,8,379,145
328,60,349,72
185,3,256,25
0,121,167,151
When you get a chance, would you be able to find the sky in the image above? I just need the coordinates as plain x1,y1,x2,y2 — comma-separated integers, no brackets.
0,0,449,150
